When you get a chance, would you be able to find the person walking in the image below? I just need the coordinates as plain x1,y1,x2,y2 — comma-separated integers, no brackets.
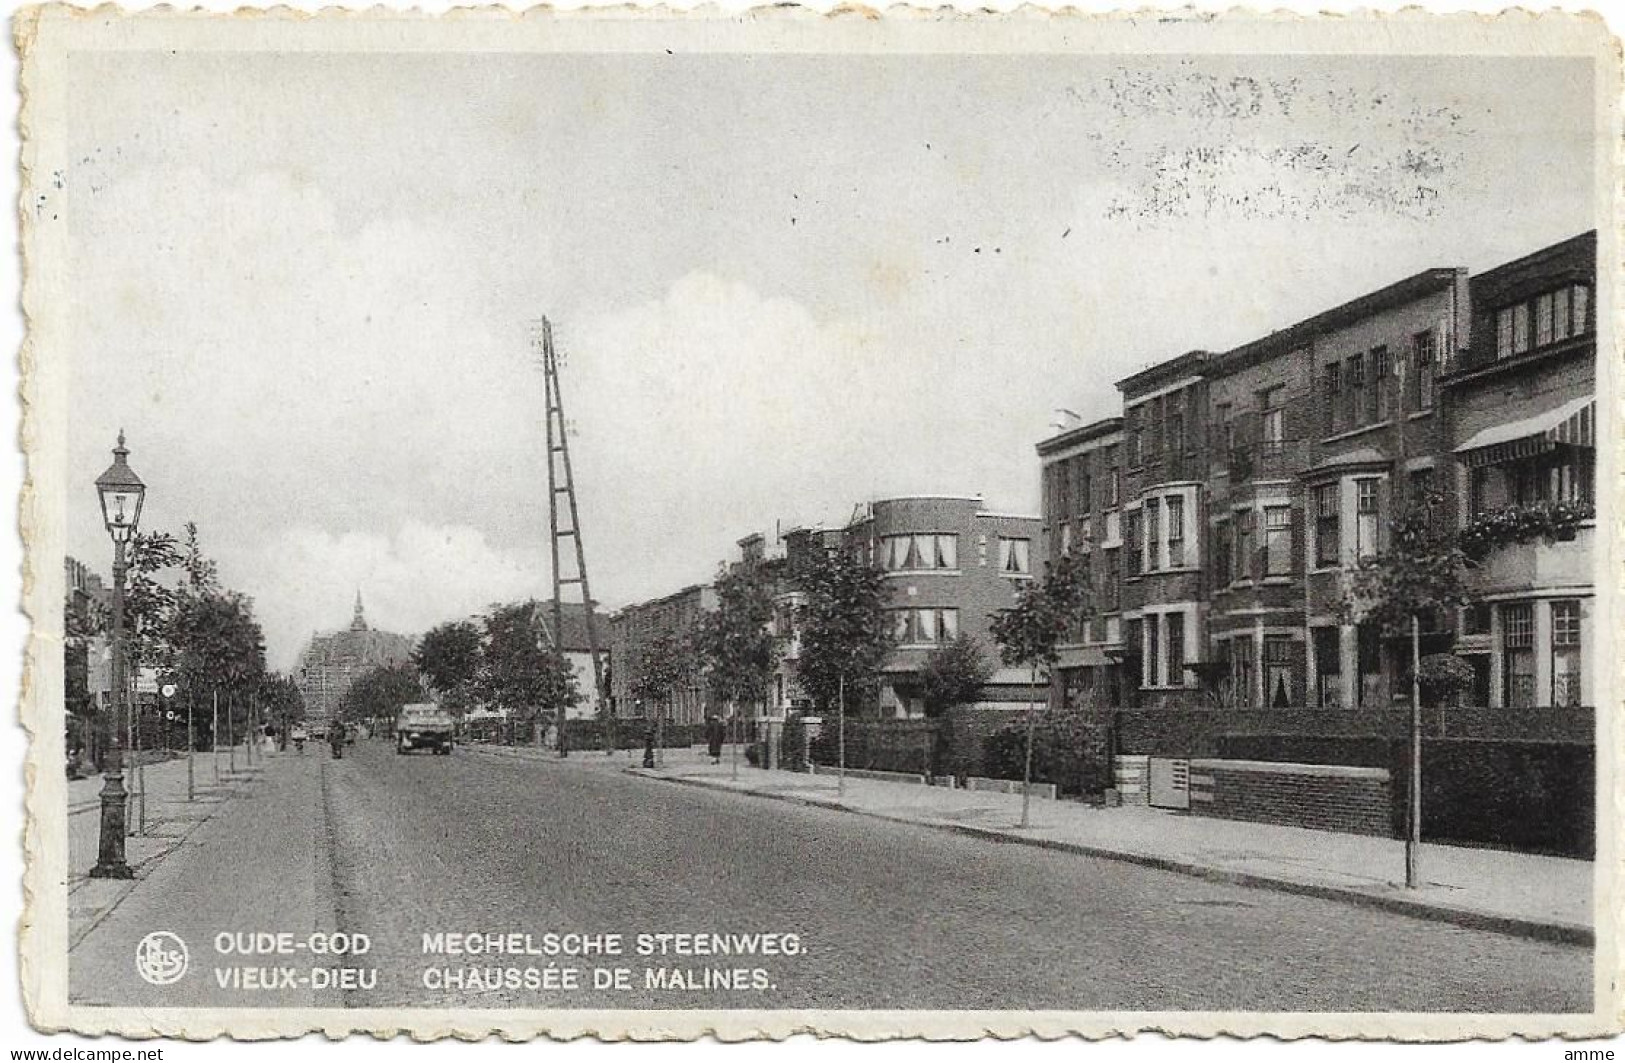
705,715,725,764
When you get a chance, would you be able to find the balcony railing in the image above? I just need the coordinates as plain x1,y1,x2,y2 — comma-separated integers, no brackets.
1228,438,1309,481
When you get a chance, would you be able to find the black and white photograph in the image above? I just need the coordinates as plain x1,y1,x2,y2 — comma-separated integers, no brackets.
14,5,1619,1043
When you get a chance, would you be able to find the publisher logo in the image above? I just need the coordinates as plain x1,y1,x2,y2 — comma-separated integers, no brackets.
135,931,189,985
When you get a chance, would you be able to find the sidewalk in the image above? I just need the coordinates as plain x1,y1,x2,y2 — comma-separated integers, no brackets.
68,742,280,951
628,750,1594,946
69,749,336,1007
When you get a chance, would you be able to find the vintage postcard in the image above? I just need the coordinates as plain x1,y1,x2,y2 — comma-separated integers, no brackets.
15,3,1621,1043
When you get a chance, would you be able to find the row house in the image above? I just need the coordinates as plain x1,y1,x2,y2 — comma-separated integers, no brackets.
1442,232,1597,709
606,583,718,724
1039,230,1597,711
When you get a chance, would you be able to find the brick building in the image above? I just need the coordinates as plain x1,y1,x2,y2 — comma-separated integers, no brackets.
294,594,414,733
1040,231,1595,713
844,496,1043,717
1036,417,1124,705
606,583,718,724
1443,231,1596,709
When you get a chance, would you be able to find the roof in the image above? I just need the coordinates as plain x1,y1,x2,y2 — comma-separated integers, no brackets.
1114,349,1210,396
1036,415,1123,457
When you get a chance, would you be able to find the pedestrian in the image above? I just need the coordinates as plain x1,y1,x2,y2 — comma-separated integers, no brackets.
642,720,656,769
706,715,724,764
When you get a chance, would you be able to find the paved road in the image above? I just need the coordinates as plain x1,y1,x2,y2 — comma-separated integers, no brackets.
316,741,1591,1012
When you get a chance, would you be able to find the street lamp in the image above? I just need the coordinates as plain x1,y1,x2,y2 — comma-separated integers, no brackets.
89,431,145,879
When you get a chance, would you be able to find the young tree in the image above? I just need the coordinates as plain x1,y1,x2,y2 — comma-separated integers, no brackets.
792,544,893,793
693,561,781,717
917,633,994,718
630,630,692,764
479,601,581,745
793,546,893,715
990,551,1090,827
257,673,307,746
168,588,266,758
1340,488,1466,889
413,619,484,717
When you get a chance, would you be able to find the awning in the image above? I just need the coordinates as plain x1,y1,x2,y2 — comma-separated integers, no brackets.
1455,395,1594,468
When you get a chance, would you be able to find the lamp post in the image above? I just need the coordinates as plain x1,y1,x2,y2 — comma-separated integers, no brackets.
89,431,145,879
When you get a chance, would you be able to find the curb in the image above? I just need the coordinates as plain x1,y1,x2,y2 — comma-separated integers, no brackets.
628,768,1592,948
67,762,276,951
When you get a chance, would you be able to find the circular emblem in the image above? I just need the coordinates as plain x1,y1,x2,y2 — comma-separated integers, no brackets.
135,931,189,985
161,683,177,698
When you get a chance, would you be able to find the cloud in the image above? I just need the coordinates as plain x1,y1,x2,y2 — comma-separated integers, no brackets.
215,521,548,671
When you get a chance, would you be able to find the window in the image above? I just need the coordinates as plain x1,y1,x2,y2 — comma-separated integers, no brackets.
1323,364,1341,435
1412,329,1437,410
1536,291,1555,347
1106,447,1120,506
1103,548,1121,610
1215,402,1233,453
1231,637,1257,708
1408,467,1436,507
1077,515,1092,550
1124,513,1141,578
1166,613,1185,687
1574,284,1590,334
1502,603,1535,708
1144,617,1160,687
999,537,1031,576
1235,509,1254,580
894,608,958,645
1313,626,1341,707
1464,603,1492,635
1355,478,1381,558
883,534,958,571
1168,413,1185,457
1166,496,1185,567
1264,506,1292,575
1552,600,1582,707
1265,637,1295,708
1260,386,1285,445
1469,467,1490,518
1497,307,1515,359
1513,303,1531,354
1554,287,1571,339
1346,354,1365,427
1314,484,1340,567
1058,522,1072,557
1370,347,1389,422
1128,428,1143,468
1214,518,1233,586
1143,499,1160,572
1078,470,1093,516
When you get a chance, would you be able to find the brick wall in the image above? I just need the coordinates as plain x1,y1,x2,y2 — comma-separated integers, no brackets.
1189,758,1392,836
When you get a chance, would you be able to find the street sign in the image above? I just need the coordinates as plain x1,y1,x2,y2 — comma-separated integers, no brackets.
136,668,159,695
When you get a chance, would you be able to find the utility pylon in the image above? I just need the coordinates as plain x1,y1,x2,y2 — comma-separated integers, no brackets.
534,317,607,756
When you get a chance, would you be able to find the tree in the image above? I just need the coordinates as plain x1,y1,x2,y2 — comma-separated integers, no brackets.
478,601,581,742
917,634,994,718
124,530,184,676
693,561,781,717
989,551,1091,827
257,673,306,745
792,546,893,716
1341,490,1467,638
630,630,691,717
413,620,483,717
1340,487,1466,890
168,588,267,749
339,662,423,730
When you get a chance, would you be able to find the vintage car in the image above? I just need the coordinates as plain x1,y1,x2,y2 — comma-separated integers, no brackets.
394,703,455,755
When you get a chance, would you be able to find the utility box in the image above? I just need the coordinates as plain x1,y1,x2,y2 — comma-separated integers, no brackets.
1148,757,1191,810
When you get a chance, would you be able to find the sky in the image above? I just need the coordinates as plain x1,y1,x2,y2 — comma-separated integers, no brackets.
57,50,1596,670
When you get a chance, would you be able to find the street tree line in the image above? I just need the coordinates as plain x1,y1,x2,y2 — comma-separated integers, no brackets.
65,522,297,765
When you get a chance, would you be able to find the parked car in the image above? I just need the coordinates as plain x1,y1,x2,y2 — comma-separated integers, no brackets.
395,703,455,755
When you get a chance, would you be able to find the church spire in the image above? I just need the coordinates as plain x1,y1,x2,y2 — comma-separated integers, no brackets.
351,590,369,632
